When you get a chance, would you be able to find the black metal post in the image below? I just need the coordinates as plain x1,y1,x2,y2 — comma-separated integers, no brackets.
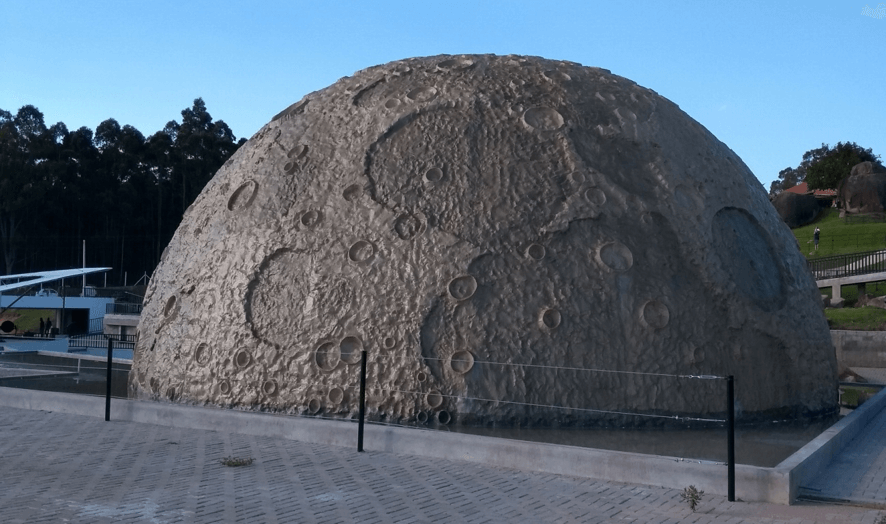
358,350,367,452
105,338,113,421
727,375,735,502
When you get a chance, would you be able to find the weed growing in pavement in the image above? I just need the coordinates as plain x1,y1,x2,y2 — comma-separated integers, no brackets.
681,485,704,512
220,456,254,467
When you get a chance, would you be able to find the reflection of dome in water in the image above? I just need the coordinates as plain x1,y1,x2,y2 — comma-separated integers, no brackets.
131,54,837,425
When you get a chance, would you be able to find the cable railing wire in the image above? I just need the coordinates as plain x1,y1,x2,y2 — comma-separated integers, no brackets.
370,385,726,424
0,361,129,372
371,353,725,380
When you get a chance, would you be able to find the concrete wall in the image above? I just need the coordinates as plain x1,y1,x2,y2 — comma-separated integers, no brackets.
103,313,139,336
832,330,886,368
781,386,886,501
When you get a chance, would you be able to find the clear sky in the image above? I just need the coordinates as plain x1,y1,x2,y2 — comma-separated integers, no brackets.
1,1,883,190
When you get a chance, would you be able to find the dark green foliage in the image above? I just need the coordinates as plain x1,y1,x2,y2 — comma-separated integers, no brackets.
805,142,881,191
769,142,882,197
769,166,805,197
0,99,243,281
680,485,704,512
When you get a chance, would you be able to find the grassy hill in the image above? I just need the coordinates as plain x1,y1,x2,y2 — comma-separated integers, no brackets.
0,309,54,334
793,208,886,258
789,208,886,328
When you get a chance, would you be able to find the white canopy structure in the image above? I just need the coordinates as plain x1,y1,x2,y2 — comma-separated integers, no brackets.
0,268,112,294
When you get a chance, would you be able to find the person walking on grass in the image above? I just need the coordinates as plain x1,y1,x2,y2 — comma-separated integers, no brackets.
814,227,821,252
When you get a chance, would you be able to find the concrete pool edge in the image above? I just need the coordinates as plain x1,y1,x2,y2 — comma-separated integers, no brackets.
779,386,886,503
0,386,882,505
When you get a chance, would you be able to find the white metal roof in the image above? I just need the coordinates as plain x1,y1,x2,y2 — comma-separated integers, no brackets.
0,268,112,293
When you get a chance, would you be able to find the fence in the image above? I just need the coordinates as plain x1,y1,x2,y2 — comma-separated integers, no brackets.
807,249,886,279
809,233,886,254
68,333,137,352
315,351,737,501
842,213,886,225
106,303,143,315
0,347,130,400
87,317,104,335
2,344,739,500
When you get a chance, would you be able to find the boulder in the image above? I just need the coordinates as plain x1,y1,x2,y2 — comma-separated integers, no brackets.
772,191,821,228
838,161,886,214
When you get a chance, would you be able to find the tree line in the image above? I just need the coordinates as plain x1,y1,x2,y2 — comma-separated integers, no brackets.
768,142,882,197
0,99,245,283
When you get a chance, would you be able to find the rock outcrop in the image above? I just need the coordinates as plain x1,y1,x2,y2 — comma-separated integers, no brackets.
772,191,821,228
131,54,838,425
839,161,886,214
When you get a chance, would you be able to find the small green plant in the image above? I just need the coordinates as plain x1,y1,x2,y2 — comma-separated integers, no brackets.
681,485,704,512
220,456,254,467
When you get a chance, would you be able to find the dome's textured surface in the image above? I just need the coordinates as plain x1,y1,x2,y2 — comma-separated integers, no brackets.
131,54,837,425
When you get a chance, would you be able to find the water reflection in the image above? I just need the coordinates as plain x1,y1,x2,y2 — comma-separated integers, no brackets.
0,352,842,467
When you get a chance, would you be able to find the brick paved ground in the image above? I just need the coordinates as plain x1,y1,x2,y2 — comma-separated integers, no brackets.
0,405,884,524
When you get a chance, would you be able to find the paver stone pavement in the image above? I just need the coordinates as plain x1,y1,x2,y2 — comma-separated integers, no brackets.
0,405,884,523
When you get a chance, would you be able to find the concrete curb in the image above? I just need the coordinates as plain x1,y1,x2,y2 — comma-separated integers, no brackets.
797,493,886,510
781,385,886,502
0,385,882,505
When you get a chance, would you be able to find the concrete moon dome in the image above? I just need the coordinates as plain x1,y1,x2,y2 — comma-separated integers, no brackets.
131,54,837,424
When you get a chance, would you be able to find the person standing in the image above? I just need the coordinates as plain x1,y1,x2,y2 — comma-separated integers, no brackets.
39,317,45,338
45,317,53,338
814,227,821,251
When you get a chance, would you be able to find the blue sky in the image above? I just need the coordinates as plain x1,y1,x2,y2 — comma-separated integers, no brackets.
1,1,883,190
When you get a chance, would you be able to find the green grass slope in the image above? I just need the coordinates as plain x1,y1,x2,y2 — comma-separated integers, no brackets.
0,309,54,334
793,208,886,258
790,208,886,329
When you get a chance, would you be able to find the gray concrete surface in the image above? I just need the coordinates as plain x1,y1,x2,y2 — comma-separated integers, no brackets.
781,386,886,505
800,393,886,506
0,405,884,524
2,384,886,508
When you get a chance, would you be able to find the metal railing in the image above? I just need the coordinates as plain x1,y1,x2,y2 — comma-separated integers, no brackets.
106,303,143,315
808,249,886,280
87,317,104,334
809,233,886,254
842,213,886,225
68,333,136,351
348,352,738,502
